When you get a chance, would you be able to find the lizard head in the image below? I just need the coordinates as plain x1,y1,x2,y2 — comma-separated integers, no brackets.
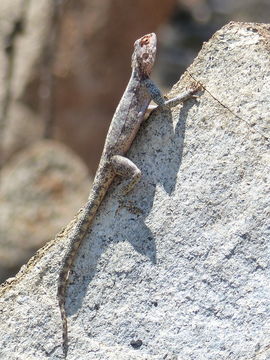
132,33,157,77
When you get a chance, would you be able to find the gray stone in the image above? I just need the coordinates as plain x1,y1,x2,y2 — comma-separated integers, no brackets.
0,140,91,283
0,22,269,360
0,0,53,162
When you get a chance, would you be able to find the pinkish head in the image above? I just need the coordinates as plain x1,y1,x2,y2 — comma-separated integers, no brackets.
131,33,157,76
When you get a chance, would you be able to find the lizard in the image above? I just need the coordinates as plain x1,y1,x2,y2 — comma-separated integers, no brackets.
57,32,200,358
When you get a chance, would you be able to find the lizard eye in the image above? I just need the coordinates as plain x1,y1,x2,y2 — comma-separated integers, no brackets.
140,36,150,46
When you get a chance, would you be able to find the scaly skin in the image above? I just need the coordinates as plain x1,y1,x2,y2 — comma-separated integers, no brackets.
57,33,199,358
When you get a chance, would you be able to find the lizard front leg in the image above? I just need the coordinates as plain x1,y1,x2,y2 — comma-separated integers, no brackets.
111,155,141,195
143,77,200,110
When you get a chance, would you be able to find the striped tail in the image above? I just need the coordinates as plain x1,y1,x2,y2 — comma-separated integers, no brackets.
57,217,91,358
58,284,68,358
57,164,114,357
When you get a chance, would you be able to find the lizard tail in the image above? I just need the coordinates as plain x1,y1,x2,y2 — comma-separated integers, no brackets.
58,239,84,358
57,198,101,358
58,274,69,358
57,166,114,357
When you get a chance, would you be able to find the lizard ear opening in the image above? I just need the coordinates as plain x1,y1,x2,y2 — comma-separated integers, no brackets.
142,53,149,60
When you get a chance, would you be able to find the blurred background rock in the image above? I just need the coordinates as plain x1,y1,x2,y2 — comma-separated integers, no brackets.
0,0,269,282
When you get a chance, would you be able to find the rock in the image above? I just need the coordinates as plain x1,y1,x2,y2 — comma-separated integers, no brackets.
0,0,54,164
0,22,269,360
0,140,91,283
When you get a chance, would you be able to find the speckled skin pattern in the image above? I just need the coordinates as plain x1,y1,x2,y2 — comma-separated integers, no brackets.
57,33,199,358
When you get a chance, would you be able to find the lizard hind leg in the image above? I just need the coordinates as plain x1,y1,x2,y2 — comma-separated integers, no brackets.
111,155,141,195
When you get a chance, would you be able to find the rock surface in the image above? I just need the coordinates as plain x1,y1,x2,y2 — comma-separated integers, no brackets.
0,140,91,283
0,0,54,164
0,22,269,360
